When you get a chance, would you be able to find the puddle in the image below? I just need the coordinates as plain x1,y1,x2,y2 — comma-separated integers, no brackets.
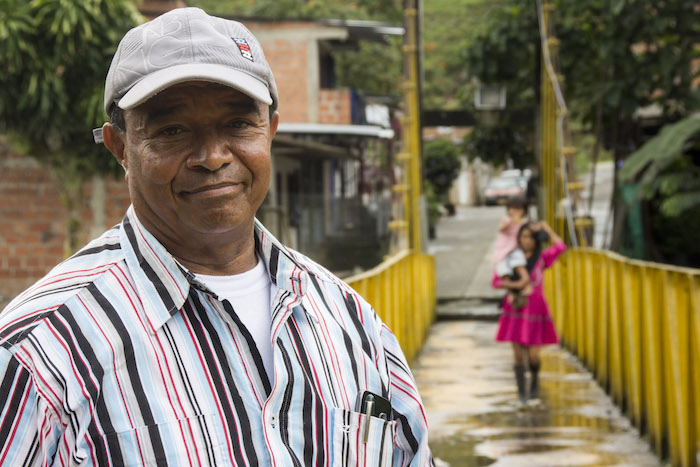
413,321,661,466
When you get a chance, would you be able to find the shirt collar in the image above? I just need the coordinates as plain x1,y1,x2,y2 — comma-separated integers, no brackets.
253,218,309,298
119,206,308,332
119,207,191,331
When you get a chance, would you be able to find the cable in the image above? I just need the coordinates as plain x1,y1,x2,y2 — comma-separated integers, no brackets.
536,0,579,247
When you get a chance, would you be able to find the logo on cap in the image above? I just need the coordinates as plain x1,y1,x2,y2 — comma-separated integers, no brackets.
233,38,254,62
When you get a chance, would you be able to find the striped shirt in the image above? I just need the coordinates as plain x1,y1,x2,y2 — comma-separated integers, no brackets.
0,206,433,466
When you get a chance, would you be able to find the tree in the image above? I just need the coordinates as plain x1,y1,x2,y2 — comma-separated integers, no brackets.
422,138,461,235
554,0,700,252
0,0,141,253
616,114,700,267
422,0,510,110
189,0,400,21
459,0,540,168
459,0,700,259
619,115,700,218
423,139,461,199
557,0,700,147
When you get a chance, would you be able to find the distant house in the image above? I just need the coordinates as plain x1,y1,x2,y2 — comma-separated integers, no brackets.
243,18,402,273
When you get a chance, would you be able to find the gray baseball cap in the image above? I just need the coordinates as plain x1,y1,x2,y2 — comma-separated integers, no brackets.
103,7,278,115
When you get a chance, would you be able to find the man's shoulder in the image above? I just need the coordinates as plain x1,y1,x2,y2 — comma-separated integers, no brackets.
0,225,125,343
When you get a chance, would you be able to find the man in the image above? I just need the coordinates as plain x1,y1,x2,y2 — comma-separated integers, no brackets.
0,7,433,466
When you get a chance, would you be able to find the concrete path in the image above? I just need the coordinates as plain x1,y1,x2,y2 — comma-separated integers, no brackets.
428,205,503,304
416,205,662,466
413,320,661,466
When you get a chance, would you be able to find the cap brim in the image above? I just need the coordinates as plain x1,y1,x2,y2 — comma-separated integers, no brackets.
117,63,273,110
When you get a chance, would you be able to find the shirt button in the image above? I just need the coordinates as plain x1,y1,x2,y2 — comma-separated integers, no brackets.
269,414,277,427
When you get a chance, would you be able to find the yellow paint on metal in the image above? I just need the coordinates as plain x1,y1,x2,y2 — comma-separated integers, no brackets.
567,181,585,192
560,146,576,156
621,263,643,427
546,249,700,466
346,251,436,363
597,254,609,389
388,220,409,230
691,276,700,464
609,260,624,405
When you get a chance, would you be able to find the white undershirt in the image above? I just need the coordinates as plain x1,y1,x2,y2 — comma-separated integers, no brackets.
194,258,275,383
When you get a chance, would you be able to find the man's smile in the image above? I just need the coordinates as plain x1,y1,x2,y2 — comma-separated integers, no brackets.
180,181,244,198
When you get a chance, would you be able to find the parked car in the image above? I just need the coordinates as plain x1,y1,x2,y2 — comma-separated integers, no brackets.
500,168,532,191
500,169,522,179
482,176,526,205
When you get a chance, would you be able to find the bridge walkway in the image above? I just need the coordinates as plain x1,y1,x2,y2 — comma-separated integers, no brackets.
418,206,662,466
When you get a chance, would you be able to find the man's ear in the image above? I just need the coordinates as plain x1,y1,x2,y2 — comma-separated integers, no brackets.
102,123,128,174
269,111,280,140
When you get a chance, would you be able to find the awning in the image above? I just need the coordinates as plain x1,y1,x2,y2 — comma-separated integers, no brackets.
277,123,394,139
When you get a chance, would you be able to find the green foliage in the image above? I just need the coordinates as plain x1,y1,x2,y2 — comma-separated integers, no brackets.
570,126,613,174
556,0,700,136
464,123,533,168
459,0,700,169
0,0,141,180
620,116,700,186
459,0,539,167
334,39,403,99
423,139,461,198
188,0,401,22
620,115,700,217
422,0,509,109
649,202,700,268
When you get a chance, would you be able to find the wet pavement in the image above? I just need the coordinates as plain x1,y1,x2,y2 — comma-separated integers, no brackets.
413,320,662,466
427,206,503,302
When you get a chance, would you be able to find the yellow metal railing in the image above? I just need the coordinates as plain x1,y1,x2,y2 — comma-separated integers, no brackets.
546,249,700,466
346,251,436,363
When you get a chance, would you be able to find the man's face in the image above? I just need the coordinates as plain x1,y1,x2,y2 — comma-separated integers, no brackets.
110,82,278,244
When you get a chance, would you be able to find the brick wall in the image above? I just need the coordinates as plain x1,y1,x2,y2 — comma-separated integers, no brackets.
0,140,130,310
249,22,312,123
318,89,352,124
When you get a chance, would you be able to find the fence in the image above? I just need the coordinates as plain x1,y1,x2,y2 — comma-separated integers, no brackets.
546,248,700,466
346,250,436,363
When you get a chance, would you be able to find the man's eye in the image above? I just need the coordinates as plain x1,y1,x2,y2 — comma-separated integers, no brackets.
227,120,250,129
159,126,183,136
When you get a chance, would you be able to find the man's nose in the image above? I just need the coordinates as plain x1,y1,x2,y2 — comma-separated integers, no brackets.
187,129,234,171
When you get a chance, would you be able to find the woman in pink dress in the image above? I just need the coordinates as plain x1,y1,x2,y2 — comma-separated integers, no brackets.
491,221,566,404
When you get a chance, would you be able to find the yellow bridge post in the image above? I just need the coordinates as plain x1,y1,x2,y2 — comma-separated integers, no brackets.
346,1,436,363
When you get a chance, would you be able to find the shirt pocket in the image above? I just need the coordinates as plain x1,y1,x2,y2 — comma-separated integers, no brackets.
101,413,226,466
331,407,395,467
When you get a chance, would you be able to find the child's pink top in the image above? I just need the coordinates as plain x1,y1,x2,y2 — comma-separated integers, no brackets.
491,217,524,264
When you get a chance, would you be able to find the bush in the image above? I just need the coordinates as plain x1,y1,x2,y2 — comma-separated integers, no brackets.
423,139,461,200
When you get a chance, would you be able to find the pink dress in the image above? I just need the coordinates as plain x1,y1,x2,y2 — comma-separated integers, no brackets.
492,241,566,346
